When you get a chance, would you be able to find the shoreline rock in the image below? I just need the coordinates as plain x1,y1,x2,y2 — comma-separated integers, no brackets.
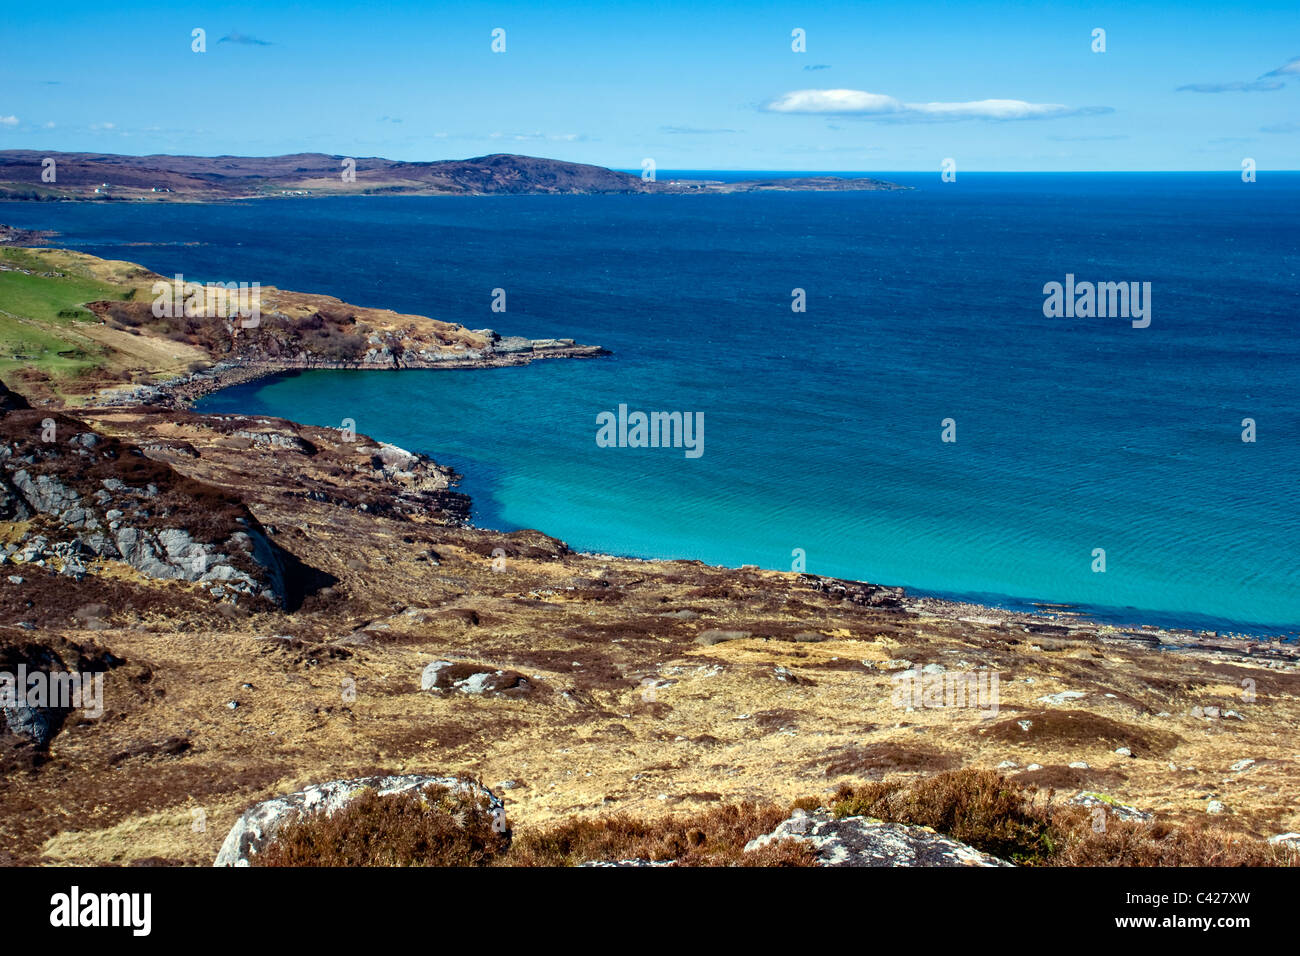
96,339,609,410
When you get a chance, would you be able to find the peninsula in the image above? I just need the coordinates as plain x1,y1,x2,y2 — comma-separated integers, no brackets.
0,151,907,202
0,244,604,407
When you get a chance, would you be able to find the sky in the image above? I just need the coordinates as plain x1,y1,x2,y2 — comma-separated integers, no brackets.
1,0,1297,171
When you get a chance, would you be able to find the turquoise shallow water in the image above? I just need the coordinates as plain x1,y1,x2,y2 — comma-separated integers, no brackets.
5,173,1298,634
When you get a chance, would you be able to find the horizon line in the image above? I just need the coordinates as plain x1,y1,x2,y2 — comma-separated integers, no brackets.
0,148,1293,176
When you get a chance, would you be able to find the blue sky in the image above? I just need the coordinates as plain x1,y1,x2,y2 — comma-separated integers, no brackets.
1,0,1296,170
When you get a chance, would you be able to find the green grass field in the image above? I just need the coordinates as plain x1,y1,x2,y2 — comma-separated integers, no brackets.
0,248,129,322
0,317,95,381
0,247,134,388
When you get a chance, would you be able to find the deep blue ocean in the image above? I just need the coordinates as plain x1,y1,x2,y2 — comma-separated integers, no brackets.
4,172,1297,635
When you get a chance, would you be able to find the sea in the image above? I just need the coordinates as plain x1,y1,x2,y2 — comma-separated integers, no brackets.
4,171,1297,635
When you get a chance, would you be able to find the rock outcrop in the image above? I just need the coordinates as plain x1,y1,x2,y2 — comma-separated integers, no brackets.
420,660,538,697
0,380,295,606
0,636,124,769
1067,791,1152,822
799,575,905,608
214,775,507,867
744,809,1013,867
84,295,608,408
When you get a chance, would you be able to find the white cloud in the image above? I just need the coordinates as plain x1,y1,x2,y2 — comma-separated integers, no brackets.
1177,80,1283,93
765,89,904,114
661,125,742,134
0,116,18,126
1263,55,1300,77
763,89,1104,121
489,130,584,142
907,98,1073,119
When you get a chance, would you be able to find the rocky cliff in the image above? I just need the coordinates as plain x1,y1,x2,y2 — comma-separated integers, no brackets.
0,379,294,608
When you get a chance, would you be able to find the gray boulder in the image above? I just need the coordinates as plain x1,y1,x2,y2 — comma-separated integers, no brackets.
114,527,179,579
108,523,282,602
696,629,752,646
3,700,63,746
1,645,78,747
9,469,79,514
420,660,536,697
1067,791,1151,822
493,336,531,353
744,809,1012,867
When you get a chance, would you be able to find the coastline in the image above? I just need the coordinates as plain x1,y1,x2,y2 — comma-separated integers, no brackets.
6,362,1300,866
101,340,609,409
187,368,1298,651
0,150,909,203
0,180,912,204
3,240,1292,646
7,13,1300,878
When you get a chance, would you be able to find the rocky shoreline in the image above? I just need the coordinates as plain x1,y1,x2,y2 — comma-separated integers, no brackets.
97,338,609,409
898,593,1298,663
0,224,54,245
85,360,1300,656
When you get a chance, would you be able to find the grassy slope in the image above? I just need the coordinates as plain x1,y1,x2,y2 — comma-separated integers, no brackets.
0,249,127,389
0,247,211,404
0,245,549,409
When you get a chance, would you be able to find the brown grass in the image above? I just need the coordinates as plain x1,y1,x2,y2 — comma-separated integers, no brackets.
829,769,1298,867
242,771,1300,868
252,792,815,867
1050,818,1296,866
507,801,816,867
252,785,510,867
831,769,1055,862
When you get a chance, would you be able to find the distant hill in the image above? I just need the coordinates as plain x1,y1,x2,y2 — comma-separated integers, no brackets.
0,151,903,200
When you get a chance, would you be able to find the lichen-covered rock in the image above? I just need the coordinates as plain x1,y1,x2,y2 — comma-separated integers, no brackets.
214,775,507,867
420,660,536,697
743,809,1012,867
576,859,676,867
1067,791,1151,821
9,469,79,515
